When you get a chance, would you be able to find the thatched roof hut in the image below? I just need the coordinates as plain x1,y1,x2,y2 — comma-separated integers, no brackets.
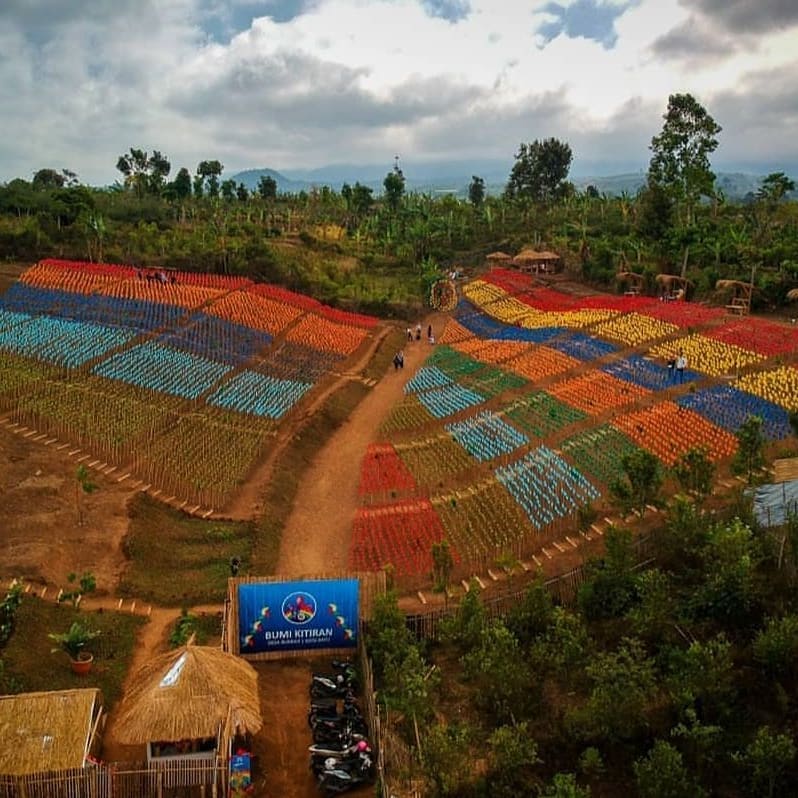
114,644,261,748
486,251,512,261
787,288,798,302
716,279,754,314
0,689,103,776
616,271,645,294
512,249,561,273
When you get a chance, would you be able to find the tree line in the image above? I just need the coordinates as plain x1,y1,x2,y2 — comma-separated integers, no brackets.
0,93,796,313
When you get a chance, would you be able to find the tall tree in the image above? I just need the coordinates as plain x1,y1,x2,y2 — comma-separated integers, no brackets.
468,175,485,208
257,174,277,200
196,160,224,198
116,148,171,198
171,167,192,200
648,93,721,235
383,161,406,212
505,138,573,203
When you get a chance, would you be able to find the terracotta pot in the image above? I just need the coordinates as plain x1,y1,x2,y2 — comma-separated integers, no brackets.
70,652,93,676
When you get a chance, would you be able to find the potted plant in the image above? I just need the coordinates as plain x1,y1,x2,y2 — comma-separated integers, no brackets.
49,621,101,675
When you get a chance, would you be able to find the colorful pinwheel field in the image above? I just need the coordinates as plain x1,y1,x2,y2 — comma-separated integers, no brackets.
349,265,798,584
0,258,379,508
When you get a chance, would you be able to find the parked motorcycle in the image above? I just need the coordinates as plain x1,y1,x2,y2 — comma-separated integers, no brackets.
312,717,368,743
316,751,374,795
309,737,370,763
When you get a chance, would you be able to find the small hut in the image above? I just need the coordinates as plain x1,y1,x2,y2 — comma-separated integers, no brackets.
0,689,103,776
485,251,512,263
616,271,646,296
655,273,692,301
716,279,754,315
114,644,261,763
512,249,562,274
786,288,798,303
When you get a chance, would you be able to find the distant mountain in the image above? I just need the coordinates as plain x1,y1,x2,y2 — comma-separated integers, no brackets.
231,162,795,200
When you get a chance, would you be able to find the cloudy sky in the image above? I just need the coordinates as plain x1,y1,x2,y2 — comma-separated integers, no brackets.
1,0,797,184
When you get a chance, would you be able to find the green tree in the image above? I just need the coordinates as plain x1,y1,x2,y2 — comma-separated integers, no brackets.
610,449,663,512
648,93,721,230
506,577,555,646
578,526,638,619
236,182,249,202
220,179,237,201
732,415,765,484
627,568,674,643
487,722,541,798
634,740,704,798
756,172,795,204
571,637,656,742
257,174,277,200
440,581,486,651
116,148,171,198
75,464,98,525
753,614,798,677
383,644,438,727
673,446,714,498
422,722,472,798
539,772,591,798
383,163,406,212
468,175,485,208
171,167,192,200
505,138,573,203
665,634,735,718
734,726,796,798
366,589,413,679
32,168,65,189
197,160,224,198
462,620,532,722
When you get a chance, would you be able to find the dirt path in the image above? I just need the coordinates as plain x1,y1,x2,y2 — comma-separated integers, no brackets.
276,314,447,575
222,325,393,520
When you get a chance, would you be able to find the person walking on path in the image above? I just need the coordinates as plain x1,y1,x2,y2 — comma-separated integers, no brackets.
415,323,422,341
676,351,687,383
667,353,676,382
427,324,432,340
406,327,413,342
398,350,404,369
393,352,401,370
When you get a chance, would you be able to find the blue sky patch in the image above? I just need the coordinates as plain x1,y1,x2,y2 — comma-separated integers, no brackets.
538,0,633,49
421,0,471,23
201,0,316,41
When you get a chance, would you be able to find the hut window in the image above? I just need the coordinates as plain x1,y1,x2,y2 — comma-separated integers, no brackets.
160,653,187,688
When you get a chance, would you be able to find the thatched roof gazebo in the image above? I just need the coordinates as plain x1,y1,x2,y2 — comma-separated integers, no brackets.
656,273,692,300
486,251,512,262
786,288,798,302
616,271,645,296
114,644,261,761
0,689,103,776
716,279,754,315
512,249,561,274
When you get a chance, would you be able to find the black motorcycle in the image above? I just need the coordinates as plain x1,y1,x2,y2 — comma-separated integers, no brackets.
312,716,368,744
316,752,374,795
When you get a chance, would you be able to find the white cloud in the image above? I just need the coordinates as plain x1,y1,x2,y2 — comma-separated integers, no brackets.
0,0,796,184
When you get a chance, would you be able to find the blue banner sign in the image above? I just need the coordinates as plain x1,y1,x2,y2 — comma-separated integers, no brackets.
238,579,359,654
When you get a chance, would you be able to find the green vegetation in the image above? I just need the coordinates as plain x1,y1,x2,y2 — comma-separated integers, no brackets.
168,608,223,647
119,493,254,605
1,92,797,314
1,596,145,706
367,500,798,797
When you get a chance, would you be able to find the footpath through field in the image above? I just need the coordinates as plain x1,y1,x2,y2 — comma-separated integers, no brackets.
275,313,447,575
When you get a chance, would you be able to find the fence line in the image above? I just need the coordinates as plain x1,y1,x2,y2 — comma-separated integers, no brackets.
0,758,224,798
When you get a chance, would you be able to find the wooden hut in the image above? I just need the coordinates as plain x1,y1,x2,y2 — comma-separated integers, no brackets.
0,688,103,776
114,644,261,763
485,251,512,262
786,288,798,303
716,279,754,315
655,273,692,301
616,271,645,296
512,249,561,274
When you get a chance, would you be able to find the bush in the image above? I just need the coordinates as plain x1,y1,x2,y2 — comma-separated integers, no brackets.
634,740,704,798
753,615,798,677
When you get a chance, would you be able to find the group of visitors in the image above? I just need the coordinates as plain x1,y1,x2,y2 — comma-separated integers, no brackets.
136,267,177,285
395,321,436,371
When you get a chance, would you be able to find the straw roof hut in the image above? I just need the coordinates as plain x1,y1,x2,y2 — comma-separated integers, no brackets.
716,279,754,314
512,249,561,273
616,271,645,295
114,644,261,749
787,288,798,302
485,251,512,261
0,689,103,776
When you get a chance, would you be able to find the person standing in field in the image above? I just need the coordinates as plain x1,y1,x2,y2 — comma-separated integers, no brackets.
676,351,687,383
